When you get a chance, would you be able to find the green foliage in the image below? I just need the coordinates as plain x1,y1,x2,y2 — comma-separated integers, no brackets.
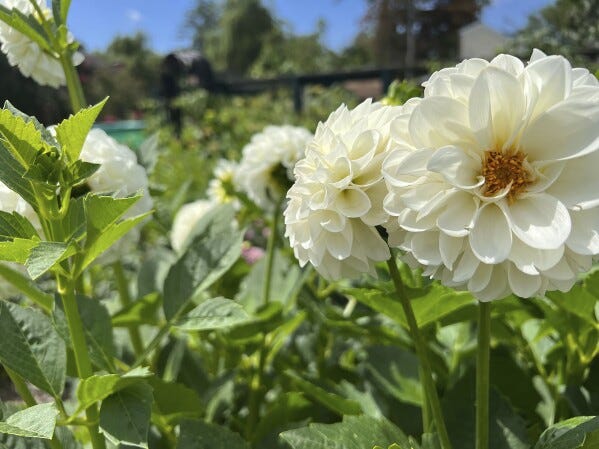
0,403,58,440
534,416,599,449
177,420,249,449
175,297,250,331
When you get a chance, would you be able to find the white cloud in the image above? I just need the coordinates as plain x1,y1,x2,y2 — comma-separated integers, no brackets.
127,9,142,23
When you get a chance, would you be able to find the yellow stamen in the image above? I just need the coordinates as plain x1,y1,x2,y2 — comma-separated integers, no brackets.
482,150,533,202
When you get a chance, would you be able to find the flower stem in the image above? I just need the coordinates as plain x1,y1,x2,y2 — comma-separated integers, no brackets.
59,53,86,113
476,301,491,449
386,257,452,449
262,200,282,306
57,275,106,449
112,262,144,357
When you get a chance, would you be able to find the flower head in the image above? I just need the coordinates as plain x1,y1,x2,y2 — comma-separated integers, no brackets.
285,99,406,280
170,199,216,253
236,125,312,210
0,0,83,87
383,50,599,301
207,159,240,208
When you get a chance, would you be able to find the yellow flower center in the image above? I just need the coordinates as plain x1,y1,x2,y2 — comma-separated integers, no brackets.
482,150,533,202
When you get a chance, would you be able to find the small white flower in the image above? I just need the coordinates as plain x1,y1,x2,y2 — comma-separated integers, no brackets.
170,199,216,253
285,99,405,280
383,50,599,301
0,0,83,88
236,125,312,210
207,159,240,208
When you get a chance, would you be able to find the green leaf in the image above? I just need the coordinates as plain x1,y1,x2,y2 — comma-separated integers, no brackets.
547,285,598,324
68,160,100,186
51,0,72,26
99,382,153,449
163,205,243,320
534,416,599,449
0,211,38,241
265,311,306,364
25,241,76,279
280,415,411,449
111,292,161,327
76,367,152,413
0,264,53,311
0,403,58,439
148,377,202,423
285,371,363,416
0,6,52,53
3,101,57,147
0,238,38,264
55,99,107,162
0,140,36,210
252,392,313,443
177,420,249,449
349,282,476,329
0,107,44,169
0,302,66,397
61,197,86,242
175,297,250,331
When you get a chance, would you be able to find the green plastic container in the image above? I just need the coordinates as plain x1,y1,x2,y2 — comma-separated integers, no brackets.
94,120,146,150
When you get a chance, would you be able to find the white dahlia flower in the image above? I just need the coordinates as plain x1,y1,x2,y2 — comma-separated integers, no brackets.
285,99,407,280
383,50,599,301
0,0,83,88
79,129,153,263
170,199,217,253
207,159,240,208
236,125,312,210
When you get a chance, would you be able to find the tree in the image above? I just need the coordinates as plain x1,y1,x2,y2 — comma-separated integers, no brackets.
506,0,599,66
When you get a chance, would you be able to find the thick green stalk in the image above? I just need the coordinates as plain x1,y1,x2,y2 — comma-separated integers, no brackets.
387,257,452,449
476,301,491,449
57,276,106,449
112,262,144,357
262,200,282,306
59,53,86,113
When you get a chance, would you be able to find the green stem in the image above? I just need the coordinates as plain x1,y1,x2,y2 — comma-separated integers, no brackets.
59,53,86,113
58,276,106,449
419,364,432,433
245,342,267,440
0,264,53,313
387,257,452,449
112,262,144,357
476,301,491,449
262,200,282,306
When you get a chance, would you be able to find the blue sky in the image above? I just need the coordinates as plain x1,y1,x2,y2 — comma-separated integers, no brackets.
68,0,555,55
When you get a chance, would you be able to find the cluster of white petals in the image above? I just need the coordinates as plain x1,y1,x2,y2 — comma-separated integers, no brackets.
236,125,312,210
382,50,599,301
207,159,240,208
284,99,405,280
170,199,216,253
79,129,153,263
0,0,83,88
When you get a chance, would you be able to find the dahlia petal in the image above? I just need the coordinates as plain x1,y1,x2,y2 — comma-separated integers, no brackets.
427,145,483,189
526,55,572,119
398,208,437,232
469,203,512,263
439,233,463,269
507,194,571,250
325,228,353,260
541,257,575,281
453,246,480,283
349,130,380,166
546,151,599,210
469,66,526,150
475,265,510,302
508,264,542,298
491,54,525,76
411,232,443,265
335,188,371,218
468,263,493,292
409,96,472,148
383,148,435,187
401,181,446,211
437,191,478,237
520,99,599,162
566,209,599,255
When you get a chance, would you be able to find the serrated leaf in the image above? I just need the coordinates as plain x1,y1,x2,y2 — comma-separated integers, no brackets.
76,367,151,413
61,197,86,241
548,283,598,324
68,160,100,185
0,263,53,311
0,238,39,264
163,205,243,320
112,292,161,327
55,99,107,162
0,6,52,54
0,302,66,397
0,211,38,241
3,102,57,147
84,194,140,242
0,403,58,439
285,371,363,416
177,420,249,449
0,141,37,210
99,382,153,449
175,297,250,331
280,415,411,449
534,416,599,449
0,107,44,169
25,241,76,279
